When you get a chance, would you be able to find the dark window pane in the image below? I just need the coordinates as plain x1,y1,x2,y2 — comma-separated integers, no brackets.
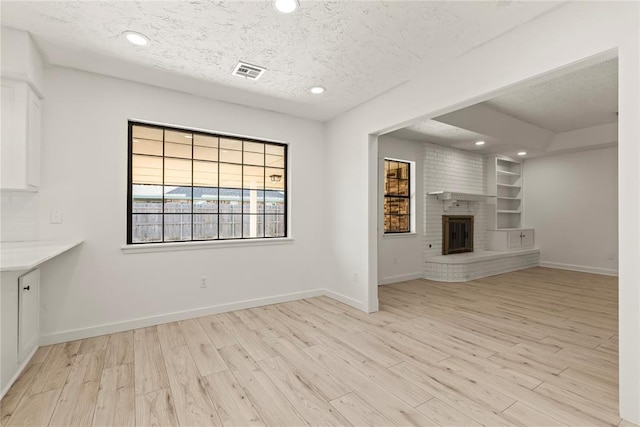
163,214,192,241
194,215,218,240
265,214,285,237
132,184,162,213
132,214,162,243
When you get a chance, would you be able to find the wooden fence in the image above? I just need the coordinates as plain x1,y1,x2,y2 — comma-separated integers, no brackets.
132,202,285,242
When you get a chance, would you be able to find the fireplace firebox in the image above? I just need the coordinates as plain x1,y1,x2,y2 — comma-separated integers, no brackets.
442,215,474,255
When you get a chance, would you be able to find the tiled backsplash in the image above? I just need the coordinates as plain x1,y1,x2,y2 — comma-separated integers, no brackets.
1,192,39,242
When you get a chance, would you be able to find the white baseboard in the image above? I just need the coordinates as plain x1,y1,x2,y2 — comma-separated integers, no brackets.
39,289,326,345
1,346,38,400
539,261,618,277
378,272,423,285
323,289,367,311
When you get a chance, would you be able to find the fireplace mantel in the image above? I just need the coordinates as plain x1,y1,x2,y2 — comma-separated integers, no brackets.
428,191,496,211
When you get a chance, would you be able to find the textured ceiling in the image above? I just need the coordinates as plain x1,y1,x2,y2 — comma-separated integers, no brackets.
387,58,618,157
484,59,618,132
1,1,563,121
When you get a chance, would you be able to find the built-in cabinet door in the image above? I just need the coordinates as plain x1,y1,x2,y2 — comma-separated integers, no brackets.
18,269,39,361
520,229,534,248
507,231,522,249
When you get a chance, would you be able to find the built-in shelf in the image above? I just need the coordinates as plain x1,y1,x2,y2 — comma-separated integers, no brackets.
488,156,524,229
497,170,521,177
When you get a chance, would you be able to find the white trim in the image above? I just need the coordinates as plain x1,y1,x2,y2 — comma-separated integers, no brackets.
38,288,361,345
378,272,423,285
122,237,294,254
324,289,368,312
129,118,287,145
383,232,418,239
1,346,38,399
539,261,618,277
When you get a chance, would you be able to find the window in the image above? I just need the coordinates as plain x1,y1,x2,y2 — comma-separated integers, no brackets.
384,159,410,233
127,122,287,244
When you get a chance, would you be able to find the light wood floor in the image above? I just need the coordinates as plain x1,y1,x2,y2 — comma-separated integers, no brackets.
1,267,629,426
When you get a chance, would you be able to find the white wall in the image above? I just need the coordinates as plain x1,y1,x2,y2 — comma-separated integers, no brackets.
325,2,639,422
523,147,618,275
37,67,329,343
377,136,423,285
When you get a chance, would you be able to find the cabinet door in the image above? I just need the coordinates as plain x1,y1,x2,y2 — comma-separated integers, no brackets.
520,229,534,248
18,269,40,361
26,89,41,187
507,231,522,249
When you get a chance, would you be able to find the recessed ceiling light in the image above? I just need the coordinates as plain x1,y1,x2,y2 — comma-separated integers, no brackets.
124,31,150,46
274,0,298,13
518,151,527,156
475,141,485,146
310,86,325,94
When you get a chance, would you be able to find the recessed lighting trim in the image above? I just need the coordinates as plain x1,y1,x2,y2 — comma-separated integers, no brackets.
124,31,150,46
274,0,298,13
517,151,527,156
310,86,325,94
475,141,485,146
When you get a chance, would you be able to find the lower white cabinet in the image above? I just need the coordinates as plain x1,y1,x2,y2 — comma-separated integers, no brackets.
19,269,40,361
489,229,535,251
0,268,40,397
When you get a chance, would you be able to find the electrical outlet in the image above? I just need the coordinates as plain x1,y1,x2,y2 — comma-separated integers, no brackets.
393,257,398,265
353,273,359,283
50,210,63,224
200,277,207,288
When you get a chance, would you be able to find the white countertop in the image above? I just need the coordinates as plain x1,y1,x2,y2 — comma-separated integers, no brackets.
0,240,84,272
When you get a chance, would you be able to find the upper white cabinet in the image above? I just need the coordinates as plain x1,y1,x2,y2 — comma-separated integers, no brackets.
1,80,41,191
1,27,44,192
486,155,523,229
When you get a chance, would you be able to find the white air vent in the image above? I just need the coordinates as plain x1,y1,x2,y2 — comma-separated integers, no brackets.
232,62,266,80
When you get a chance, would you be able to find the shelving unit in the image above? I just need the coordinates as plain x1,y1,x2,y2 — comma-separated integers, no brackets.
487,156,523,229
